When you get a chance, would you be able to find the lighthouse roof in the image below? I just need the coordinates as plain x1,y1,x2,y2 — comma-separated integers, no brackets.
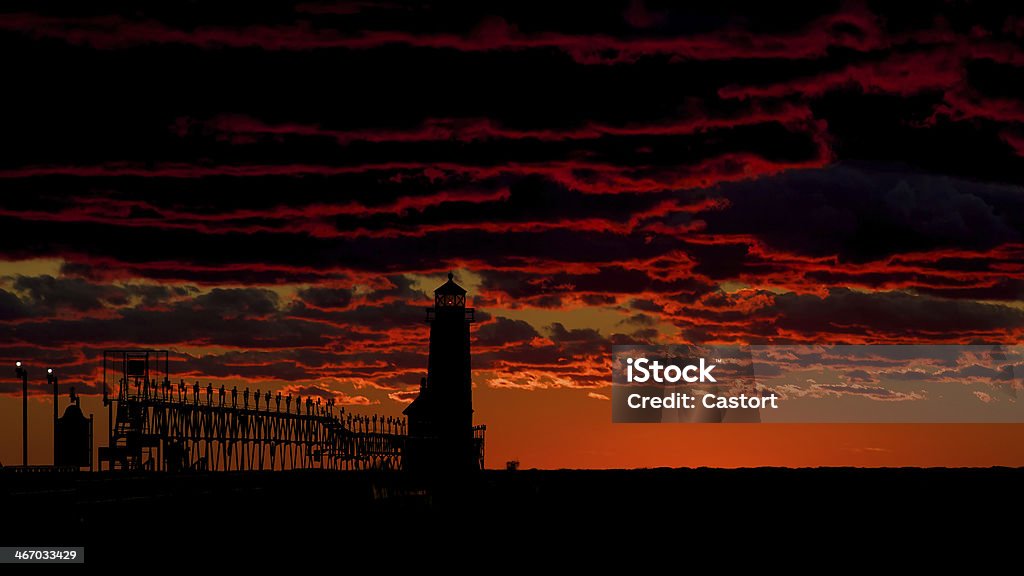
434,272,466,296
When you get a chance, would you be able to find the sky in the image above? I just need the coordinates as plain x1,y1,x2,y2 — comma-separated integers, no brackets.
2,1,1024,468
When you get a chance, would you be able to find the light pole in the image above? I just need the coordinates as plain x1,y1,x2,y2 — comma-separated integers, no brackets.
15,362,27,466
47,368,57,465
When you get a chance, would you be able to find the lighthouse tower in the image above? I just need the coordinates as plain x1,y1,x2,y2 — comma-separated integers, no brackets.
403,272,480,474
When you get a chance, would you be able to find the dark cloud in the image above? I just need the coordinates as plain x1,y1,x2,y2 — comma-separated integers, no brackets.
629,299,665,313
0,289,30,320
364,275,429,303
186,288,280,317
12,275,129,311
289,300,431,332
297,286,353,309
771,289,1024,339
705,164,1024,263
173,351,316,381
622,328,658,342
3,285,359,349
681,288,1024,343
618,313,657,327
480,266,713,306
841,369,877,383
9,275,197,313
475,317,539,347
548,323,604,344
0,5,881,63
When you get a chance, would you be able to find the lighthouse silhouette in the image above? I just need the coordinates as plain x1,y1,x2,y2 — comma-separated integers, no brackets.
403,272,481,474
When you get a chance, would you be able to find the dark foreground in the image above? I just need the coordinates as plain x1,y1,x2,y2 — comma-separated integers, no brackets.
2,467,1020,565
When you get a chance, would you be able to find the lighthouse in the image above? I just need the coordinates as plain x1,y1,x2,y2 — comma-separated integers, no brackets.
403,272,481,474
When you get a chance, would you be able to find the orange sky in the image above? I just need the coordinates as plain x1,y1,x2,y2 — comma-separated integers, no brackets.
5,387,1024,469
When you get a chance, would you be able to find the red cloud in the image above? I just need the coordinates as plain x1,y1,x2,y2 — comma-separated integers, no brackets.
198,103,816,144
719,49,963,100
0,151,831,195
0,10,885,63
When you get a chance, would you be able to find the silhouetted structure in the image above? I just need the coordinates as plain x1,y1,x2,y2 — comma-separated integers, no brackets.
97,350,404,472
49,368,57,462
8,364,93,470
14,362,27,466
55,387,93,469
404,273,486,473
93,273,485,474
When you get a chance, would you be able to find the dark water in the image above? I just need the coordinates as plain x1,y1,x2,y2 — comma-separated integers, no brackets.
2,467,1018,565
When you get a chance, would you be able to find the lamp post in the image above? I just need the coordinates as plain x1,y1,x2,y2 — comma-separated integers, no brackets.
15,362,27,466
47,368,57,465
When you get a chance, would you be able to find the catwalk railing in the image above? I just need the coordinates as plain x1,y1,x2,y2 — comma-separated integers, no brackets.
99,379,405,472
